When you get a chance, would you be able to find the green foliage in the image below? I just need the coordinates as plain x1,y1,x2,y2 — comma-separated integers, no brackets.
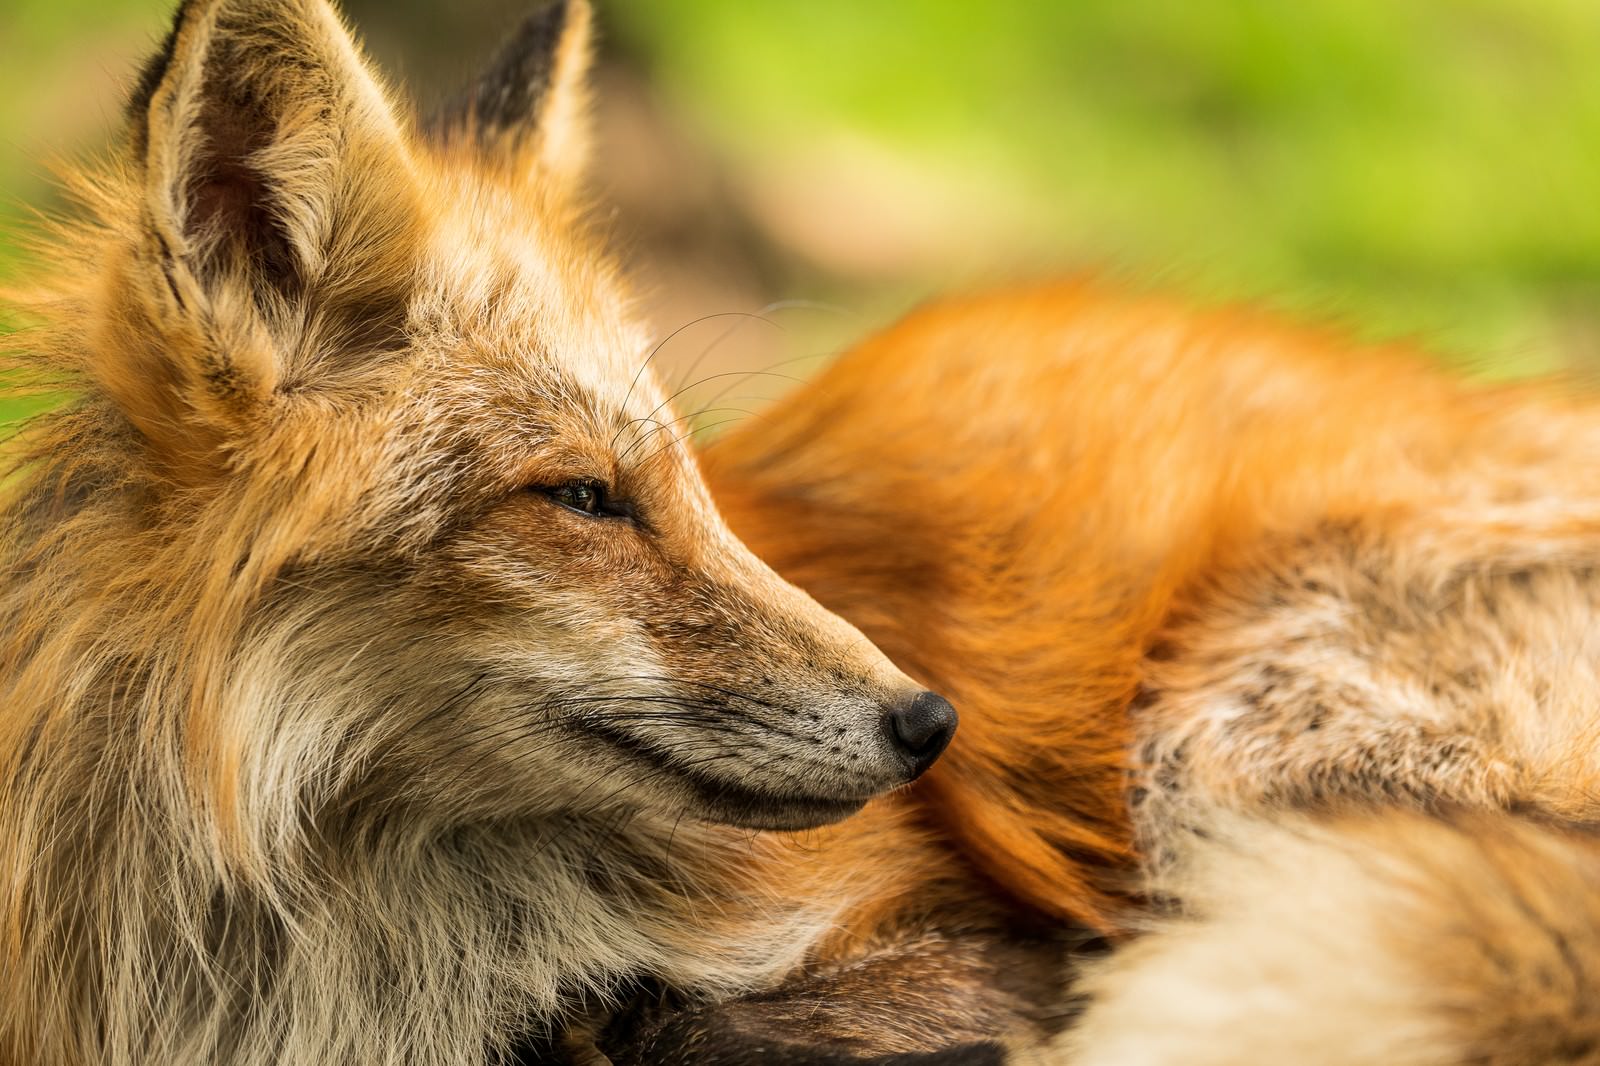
607,0,1600,368
0,0,175,425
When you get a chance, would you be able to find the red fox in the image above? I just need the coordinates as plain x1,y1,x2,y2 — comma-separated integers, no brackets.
8,0,1600,1064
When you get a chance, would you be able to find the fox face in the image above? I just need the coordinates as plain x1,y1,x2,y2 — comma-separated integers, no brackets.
57,0,954,843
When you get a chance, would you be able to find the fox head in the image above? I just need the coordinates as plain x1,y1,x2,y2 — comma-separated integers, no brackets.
17,0,956,847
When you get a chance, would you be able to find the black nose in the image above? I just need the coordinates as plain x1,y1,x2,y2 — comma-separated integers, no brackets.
883,690,958,778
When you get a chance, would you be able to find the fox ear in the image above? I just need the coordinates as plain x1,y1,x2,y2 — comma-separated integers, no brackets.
110,0,415,464
437,0,595,197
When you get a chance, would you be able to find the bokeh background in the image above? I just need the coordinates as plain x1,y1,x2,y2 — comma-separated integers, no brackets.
3,0,1599,427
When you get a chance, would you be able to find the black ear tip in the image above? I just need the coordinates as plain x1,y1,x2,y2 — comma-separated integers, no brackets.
482,1,574,120
508,0,577,76
127,0,201,152
431,0,585,143
536,0,572,24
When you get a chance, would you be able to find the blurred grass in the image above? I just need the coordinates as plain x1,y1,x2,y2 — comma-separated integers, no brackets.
0,0,176,426
604,0,1600,369
3,0,1598,432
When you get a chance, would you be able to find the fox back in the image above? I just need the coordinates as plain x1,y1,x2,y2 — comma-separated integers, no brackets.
708,281,1600,877
705,284,1600,1064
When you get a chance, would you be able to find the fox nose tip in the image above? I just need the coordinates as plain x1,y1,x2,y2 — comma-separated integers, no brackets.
883,690,958,778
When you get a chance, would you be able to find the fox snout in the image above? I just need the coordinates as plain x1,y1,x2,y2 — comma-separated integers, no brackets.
651,557,961,831
637,675,960,833
883,690,959,779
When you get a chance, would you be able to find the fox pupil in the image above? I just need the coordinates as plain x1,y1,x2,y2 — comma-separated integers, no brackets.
549,480,604,515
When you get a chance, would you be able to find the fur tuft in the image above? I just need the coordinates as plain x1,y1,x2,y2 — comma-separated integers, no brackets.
1065,811,1600,1065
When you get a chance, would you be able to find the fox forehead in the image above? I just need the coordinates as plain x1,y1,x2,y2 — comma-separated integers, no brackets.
213,164,705,565
408,167,660,437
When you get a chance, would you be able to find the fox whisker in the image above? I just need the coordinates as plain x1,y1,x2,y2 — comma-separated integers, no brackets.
616,371,802,466
614,311,787,450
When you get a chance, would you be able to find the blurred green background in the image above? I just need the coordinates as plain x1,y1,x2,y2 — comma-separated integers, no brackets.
3,0,1599,426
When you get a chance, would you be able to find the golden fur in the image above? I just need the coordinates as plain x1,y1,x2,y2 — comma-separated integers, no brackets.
13,0,1600,1062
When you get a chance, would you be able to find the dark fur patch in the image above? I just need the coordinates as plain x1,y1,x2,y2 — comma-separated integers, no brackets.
505,1032,1008,1066
597,1033,1009,1066
432,0,571,143
586,929,1076,1066
127,0,196,157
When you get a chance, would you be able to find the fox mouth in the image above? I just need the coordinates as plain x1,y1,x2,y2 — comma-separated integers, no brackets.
585,723,877,831
676,765,874,831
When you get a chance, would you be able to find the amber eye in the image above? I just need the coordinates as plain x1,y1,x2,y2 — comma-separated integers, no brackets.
545,479,607,516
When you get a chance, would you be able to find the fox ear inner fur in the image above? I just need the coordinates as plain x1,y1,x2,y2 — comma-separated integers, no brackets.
433,0,595,195
103,0,421,466
134,0,410,304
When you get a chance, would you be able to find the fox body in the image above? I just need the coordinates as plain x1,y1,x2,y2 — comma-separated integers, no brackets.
715,285,1600,842
704,287,1600,1063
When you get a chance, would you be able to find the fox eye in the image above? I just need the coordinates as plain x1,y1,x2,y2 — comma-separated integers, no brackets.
543,479,611,517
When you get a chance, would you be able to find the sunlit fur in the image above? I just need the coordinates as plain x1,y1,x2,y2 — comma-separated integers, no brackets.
705,285,1600,1063
0,1,991,1062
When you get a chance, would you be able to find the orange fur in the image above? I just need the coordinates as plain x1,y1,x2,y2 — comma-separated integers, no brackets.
702,283,1600,1061
709,279,1600,914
